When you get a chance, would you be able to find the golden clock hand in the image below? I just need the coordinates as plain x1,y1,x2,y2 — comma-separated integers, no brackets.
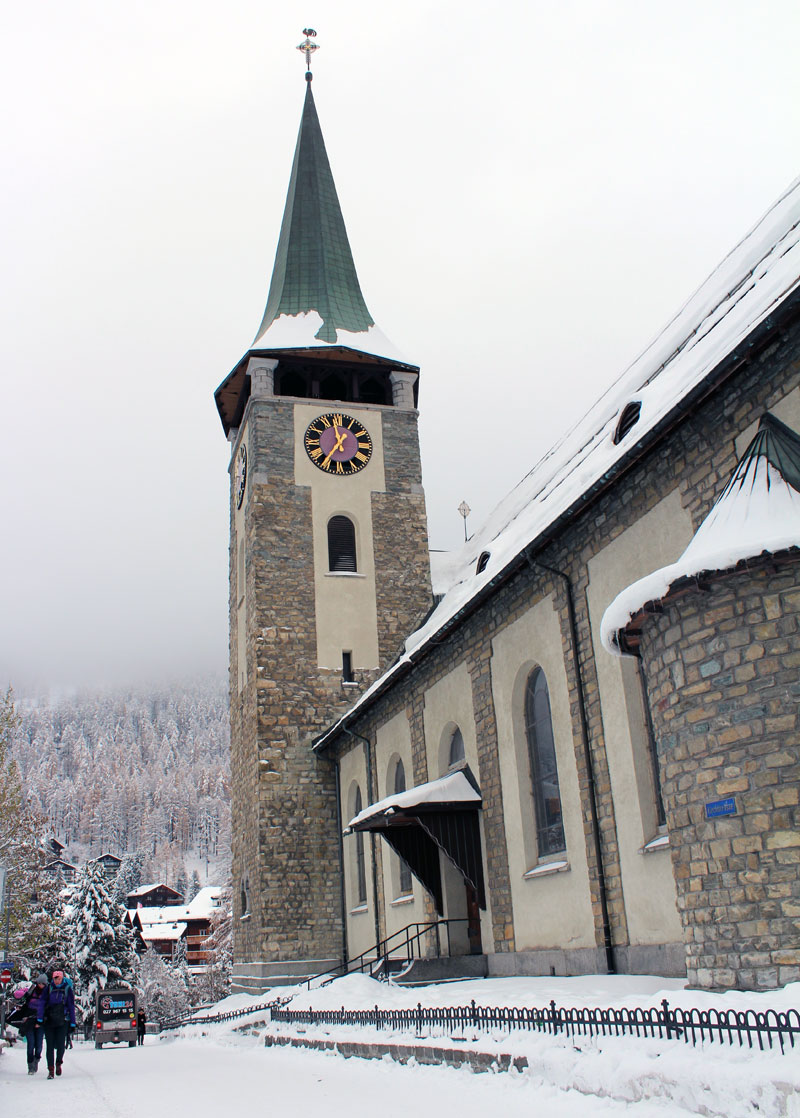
331,427,347,454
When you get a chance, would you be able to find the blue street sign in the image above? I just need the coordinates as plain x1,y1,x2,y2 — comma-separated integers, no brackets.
705,797,737,819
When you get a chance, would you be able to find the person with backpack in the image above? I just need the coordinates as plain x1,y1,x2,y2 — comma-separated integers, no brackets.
37,970,76,1079
136,1007,147,1045
22,973,48,1073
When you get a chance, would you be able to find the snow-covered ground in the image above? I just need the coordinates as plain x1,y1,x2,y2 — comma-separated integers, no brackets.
3,974,798,1117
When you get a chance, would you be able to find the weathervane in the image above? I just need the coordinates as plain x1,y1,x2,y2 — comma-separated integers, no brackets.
297,28,319,80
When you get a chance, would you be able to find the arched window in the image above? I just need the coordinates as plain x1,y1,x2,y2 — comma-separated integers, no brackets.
328,516,357,572
393,760,413,895
354,787,367,905
525,668,566,856
240,878,250,918
448,726,465,767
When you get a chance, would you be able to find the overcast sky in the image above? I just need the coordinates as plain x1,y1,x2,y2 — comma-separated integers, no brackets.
2,1,799,694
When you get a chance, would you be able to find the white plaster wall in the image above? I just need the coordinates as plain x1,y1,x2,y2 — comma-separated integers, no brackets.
374,711,426,944
491,595,595,951
587,488,691,947
293,403,386,671
338,744,376,960
421,664,494,951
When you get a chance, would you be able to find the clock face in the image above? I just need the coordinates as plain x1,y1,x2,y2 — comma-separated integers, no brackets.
304,413,373,475
234,444,247,508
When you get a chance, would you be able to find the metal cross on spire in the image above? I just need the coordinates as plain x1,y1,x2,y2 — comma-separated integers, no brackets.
297,28,320,80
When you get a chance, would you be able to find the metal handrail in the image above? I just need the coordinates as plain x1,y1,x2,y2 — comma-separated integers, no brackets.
305,918,468,990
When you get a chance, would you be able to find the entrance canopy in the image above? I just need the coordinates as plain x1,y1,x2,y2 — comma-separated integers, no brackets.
346,769,485,914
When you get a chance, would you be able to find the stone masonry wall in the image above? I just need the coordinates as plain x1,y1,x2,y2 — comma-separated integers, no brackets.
230,394,434,980
637,562,800,990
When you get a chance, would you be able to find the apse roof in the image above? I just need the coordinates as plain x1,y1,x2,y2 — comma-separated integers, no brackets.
601,413,800,654
314,176,800,752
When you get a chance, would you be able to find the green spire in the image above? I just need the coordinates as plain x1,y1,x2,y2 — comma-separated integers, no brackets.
254,82,375,346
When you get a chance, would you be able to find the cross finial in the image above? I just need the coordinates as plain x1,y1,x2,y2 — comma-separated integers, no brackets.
297,28,319,81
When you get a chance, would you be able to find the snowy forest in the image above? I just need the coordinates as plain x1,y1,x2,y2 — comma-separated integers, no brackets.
10,678,231,886
0,684,233,1014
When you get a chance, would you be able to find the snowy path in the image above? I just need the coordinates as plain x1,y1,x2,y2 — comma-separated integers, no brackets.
1,1032,691,1118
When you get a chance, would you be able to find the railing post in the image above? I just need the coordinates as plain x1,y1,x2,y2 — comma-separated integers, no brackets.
550,999,559,1035
661,998,673,1041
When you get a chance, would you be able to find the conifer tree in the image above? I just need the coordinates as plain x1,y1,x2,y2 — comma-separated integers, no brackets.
187,869,202,902
138,948,189,1021
70,861,138,1017
112,851,145,906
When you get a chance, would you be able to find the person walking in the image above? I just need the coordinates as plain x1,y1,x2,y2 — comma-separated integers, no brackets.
38,970,76,1079
22,974,48,1074
136,1007,147,1045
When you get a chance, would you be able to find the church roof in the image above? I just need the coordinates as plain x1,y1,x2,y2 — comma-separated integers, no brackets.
600,413,800,654
314,176,800,751
215,79,412,433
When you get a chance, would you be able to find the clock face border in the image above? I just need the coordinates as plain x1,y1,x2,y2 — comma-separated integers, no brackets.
235,445,247,508
304,412,373,476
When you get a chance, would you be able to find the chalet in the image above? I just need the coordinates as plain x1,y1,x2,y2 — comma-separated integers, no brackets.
94,852,122,877
44,859,78,884
126,882,183,909
127,887,224,970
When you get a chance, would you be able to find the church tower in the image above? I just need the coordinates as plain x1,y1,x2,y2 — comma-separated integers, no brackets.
214,35,432,991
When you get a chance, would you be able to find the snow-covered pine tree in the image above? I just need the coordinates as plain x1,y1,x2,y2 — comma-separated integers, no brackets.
138,948,190,1021
112,850,145,906
187,869,202,902
172,935,193,1003
195,886,232,1004
71,861,138,1018
175,866,188,903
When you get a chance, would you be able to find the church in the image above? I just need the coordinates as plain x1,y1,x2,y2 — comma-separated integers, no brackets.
214,44,800,994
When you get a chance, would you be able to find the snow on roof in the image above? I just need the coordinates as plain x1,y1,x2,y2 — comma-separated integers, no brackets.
140,921,187,942
315,177,800,750
131,888,223,927
251,311,410,366
347,770,480,831
601,414,800,654
127,882,177,898
184,887,223,918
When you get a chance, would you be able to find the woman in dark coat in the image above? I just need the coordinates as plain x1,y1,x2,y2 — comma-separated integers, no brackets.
37,970,76,1078
136,1007,147,1045
23,973,48,1073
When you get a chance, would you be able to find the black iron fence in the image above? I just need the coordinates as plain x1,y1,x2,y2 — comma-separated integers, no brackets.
160,994,292,1031
271,997,800,1053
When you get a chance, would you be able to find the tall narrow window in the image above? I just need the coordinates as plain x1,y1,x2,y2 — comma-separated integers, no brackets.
342,651,354,683
636,658,666,827
448,726,465,767
328,516,357,572
354,787,367,904
525,668,566,856
394,760,413,895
